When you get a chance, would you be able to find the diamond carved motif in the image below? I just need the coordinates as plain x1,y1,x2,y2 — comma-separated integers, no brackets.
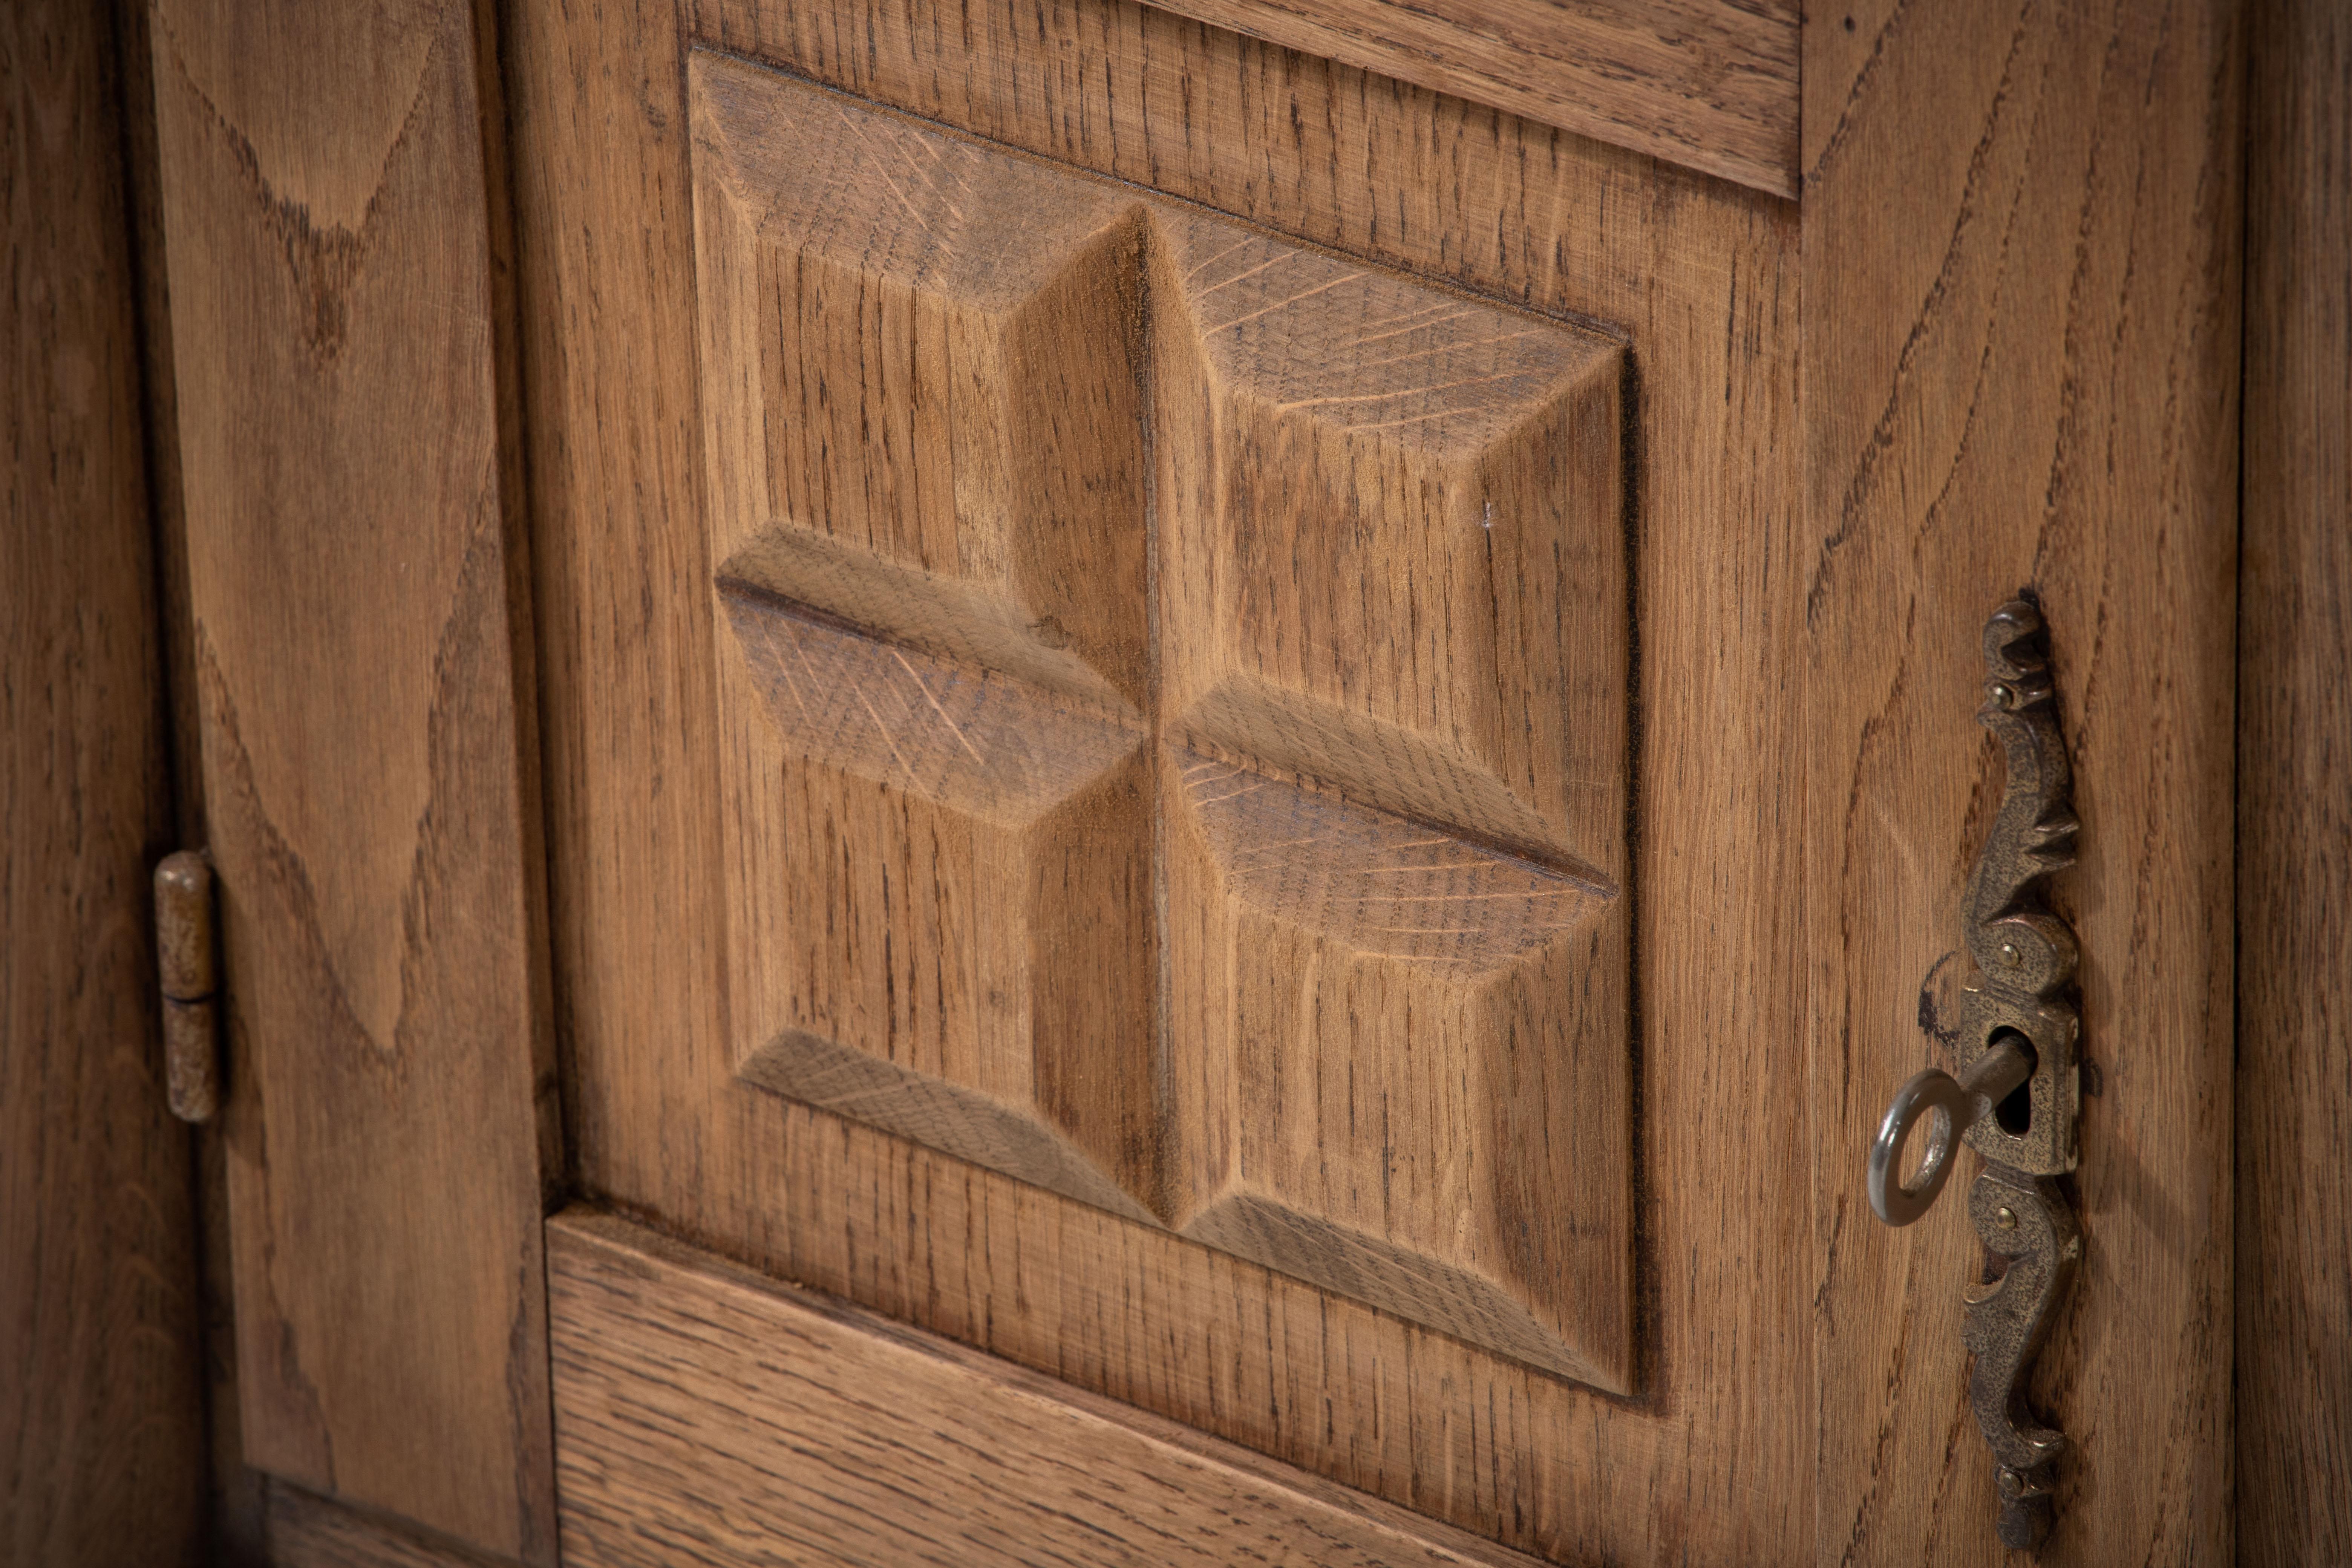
691,51,1633,1390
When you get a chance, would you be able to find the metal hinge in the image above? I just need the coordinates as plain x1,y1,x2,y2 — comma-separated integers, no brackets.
155,850,220,1124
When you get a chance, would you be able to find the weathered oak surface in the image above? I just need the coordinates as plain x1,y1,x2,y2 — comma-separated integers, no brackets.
511,0,1808,1559
1804,0,2241,1560
1,1,207,1559
691,53,1633,1389
147,0,557,1555
816,0,1801,196
2239,0,2352,1559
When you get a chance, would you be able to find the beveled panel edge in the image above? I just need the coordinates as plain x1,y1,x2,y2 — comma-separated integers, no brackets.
687,48,1636,1394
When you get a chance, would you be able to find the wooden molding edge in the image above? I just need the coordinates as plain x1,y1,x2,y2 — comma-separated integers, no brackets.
547,1206,1550,1566
267,1482,514,1568
1124,0,1798,197
2237,0,2352,1559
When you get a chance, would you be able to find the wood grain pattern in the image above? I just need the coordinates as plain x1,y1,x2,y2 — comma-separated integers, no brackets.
1146,196,1631,1389
548,1208,1553,1568
1166,750,1627,1393
1803,0,2242,1560
0,0,208,1557
1149,207,1626,871
1176,757,1609,973
147,0,557,1556
692,66,1153,709
1093,0,1796,197
691,52,1633,1388
724,590,1156,1225
104,0,271,1545
510,0,1805,1558
2239,0,2352,1559
694,64,1162,1222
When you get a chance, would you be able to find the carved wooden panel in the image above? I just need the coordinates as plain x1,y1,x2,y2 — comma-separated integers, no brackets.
691,52,1631,1390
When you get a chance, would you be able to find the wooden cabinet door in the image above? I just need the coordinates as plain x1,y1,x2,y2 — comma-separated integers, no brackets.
146,0,2255,1563
516,11,1754,1561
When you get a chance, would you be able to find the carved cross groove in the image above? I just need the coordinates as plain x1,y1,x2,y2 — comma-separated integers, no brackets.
691,50,1633,1391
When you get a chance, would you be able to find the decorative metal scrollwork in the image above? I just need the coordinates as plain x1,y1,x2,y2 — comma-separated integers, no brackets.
1867,600,2083,1549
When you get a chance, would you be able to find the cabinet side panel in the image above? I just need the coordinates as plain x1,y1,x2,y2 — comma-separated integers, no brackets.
1804,0,2241,1560
147,0,556,1556
0,0,208,1559
2239,0,2352,1559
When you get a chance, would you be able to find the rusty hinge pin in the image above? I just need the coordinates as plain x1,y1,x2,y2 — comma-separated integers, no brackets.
155,850,219,1123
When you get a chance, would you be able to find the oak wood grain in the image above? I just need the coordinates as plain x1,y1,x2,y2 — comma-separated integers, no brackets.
1024,0,1798,197
510,0,1807,1559
103,1,272,1548
2238,0,2352,1559
1143,193,1633,1391
692,66,1153,707
689,52,1634,1387
1147,207,1625,873
1803,0,2242,1560
0,0,208,1557
548,1207,1553,1568
692,64,1164,1223
146,0,557,1556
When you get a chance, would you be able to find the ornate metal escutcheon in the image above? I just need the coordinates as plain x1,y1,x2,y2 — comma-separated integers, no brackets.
1867,599,2084,1550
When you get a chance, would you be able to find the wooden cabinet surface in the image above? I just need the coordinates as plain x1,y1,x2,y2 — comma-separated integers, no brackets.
78,0,2342,1564
508,4,1803,1560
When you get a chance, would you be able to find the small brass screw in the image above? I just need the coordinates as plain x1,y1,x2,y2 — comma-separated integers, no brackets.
1988,681,2017,709
1995,1207,2019,1231
1999,941,2022,967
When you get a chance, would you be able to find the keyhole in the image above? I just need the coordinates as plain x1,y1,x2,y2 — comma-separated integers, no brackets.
1990,1028,2038,1135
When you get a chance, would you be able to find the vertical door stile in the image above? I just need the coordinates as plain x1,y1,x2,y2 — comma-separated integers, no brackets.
145,0,559,1557
1804,0,2243,1559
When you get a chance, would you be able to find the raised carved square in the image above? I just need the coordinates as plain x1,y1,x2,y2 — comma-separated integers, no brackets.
691,51,1632,1391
